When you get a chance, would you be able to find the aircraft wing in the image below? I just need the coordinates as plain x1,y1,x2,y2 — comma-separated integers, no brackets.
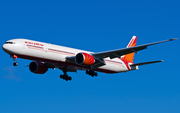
92,39,177,59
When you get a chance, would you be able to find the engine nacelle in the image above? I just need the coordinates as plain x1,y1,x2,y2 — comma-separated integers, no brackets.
29,61,48,74
75,53,95,65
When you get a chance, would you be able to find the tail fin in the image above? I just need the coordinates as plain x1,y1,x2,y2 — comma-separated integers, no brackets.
121,36,137,63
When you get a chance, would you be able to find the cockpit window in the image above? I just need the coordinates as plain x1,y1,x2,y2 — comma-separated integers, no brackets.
5,42,15,44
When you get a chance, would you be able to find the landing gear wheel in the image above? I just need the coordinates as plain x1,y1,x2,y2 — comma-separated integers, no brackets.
94,72,98,76
86,70,89,74
68,76,72,80
13,62,18,66
86,70,98,77
60,75,63,78
59,72,72,81
91,74,95,77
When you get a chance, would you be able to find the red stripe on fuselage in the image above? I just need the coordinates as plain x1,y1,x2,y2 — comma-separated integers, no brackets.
26,46,124,67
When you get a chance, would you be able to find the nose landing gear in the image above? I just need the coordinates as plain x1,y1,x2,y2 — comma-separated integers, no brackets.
11,55,18,66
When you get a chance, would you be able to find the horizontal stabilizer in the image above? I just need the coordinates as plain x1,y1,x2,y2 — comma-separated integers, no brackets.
131,60,164,66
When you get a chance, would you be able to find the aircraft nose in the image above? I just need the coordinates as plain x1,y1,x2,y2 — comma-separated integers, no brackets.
2,44,10,53
2,44,6,51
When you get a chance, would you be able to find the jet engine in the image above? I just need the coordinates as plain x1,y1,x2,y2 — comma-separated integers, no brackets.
75,53,95,65
29,61,48,74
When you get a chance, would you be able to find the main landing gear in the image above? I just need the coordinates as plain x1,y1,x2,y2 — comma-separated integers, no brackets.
59,70,72,81
11,55,18,66
86,70,98,77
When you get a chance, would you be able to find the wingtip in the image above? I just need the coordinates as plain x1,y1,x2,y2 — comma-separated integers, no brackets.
160,60,164,62
156,60,164,63
169,38,178,41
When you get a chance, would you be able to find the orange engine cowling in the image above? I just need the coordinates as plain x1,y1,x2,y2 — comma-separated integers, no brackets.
75,53,95,65
29,61,48,74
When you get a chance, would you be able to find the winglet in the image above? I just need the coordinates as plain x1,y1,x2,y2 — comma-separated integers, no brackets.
121,36,137,63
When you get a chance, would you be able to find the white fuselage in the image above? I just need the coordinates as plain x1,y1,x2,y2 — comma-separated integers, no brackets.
2,39,132,73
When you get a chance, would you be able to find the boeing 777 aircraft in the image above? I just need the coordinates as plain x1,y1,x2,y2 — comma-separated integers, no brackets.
2,36,177,81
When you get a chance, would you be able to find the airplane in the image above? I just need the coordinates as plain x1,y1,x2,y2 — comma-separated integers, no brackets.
2,36,177,81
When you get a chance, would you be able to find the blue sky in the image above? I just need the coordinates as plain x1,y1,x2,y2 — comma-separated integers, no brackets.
0,0,180,113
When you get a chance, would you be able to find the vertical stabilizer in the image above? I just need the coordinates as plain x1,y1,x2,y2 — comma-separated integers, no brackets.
121,36,137,63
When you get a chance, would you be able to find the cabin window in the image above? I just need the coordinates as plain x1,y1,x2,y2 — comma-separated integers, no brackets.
5,42,15,44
